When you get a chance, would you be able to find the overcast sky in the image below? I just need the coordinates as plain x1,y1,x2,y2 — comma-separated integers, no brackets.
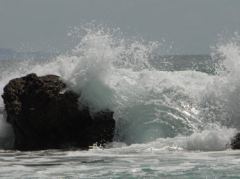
0,0,240,54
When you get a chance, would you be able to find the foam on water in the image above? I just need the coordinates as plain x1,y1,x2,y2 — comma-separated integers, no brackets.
0,26,240,151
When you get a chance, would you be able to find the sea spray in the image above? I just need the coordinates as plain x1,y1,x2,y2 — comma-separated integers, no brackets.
199,36,240,131
53,28,211,143
49,27,217,145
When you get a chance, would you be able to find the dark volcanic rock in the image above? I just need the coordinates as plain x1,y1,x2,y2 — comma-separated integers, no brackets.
231,133,240,149
2,73,115,151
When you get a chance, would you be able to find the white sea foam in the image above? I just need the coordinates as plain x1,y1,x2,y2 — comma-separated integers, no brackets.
180,127,236,151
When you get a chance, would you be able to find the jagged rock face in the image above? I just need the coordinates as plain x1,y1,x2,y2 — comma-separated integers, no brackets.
231,133,240,150
2,73,115,151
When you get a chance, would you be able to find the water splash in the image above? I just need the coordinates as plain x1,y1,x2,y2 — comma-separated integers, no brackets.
199,34,240,131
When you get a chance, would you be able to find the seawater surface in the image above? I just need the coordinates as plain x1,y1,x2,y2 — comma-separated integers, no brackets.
1,148,240,178
1,27,240,178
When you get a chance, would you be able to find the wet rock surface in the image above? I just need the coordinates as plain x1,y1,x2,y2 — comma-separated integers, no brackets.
2,73,115,151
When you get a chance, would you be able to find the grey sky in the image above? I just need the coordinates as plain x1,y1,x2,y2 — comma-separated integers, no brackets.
0,0,240,54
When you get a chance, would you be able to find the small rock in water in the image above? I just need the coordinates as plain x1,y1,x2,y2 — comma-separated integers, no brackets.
2,73,115,151
231,133,240,149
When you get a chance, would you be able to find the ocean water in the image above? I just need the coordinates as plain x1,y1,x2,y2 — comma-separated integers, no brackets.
1,27,240,178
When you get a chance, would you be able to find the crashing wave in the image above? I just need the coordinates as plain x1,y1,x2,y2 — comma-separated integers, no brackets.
0,25,240,151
